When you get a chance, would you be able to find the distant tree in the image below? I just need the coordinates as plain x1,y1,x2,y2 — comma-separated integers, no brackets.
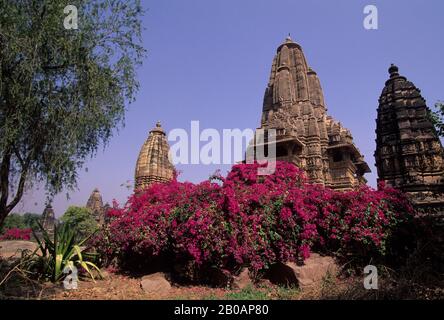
0,213,26,233
60,206,97,239
0,212,42,234
430,102,444,138
0,0,145,226
23,213,42,231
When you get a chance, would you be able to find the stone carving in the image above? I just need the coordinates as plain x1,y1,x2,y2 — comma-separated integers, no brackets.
250,36,370,190
375,64,444,211
135,121,175,191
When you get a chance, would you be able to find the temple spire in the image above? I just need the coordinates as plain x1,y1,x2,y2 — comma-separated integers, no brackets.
86,188,105,224
135,121,175,190
375,65,444,210
388,63,399,77
253,39,370,190
41,203,55,233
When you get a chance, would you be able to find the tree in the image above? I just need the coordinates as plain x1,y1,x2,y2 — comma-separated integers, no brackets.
0,212,42,234
0,0,145,225
60,206,97,239
23,213,42,231
429,102,444,138
0,213,26,233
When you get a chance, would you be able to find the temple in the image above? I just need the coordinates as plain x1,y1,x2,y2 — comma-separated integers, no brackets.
134,121,175,190
86,188,105,224
41,203,55,233
249,36,370,190
375,64,444,210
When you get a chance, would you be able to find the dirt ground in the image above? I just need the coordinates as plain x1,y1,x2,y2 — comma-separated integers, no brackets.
1,241,442,300
0,271,294,300
0,240,333,300
0,261,344,300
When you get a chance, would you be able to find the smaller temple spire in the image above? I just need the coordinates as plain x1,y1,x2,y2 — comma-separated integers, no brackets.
86,188,104,224
41,203,55,233
135,121,175,190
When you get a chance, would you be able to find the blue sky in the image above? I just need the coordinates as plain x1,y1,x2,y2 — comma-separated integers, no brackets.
16,0,444,216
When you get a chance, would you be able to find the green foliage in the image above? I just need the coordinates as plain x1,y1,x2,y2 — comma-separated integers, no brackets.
224,285,270,300
30,222,101,282
22,213,41,231
0,214,25,233
429,101,444,137
0,0,145,224
0,212,41,233
274,286,300,300
60,206,98,240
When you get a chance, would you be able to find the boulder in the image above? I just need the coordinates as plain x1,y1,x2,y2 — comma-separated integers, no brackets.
267,253,338,289
232,268,253,290
140,272,172,295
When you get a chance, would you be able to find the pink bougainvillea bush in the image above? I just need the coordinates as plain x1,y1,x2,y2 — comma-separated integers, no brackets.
310,181,415,260
94,161,415,280
0,228,32,241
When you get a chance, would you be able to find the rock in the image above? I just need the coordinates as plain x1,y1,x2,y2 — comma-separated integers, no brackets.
0,240,39,259
140,272,171,295
267,253,338,289
232,268,253,290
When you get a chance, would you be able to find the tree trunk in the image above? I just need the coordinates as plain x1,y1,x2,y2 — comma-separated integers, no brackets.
0,149,29,227
0,211,7,229
0,150,12,226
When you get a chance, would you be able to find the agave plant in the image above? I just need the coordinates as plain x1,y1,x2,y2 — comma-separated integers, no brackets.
33,222,102,282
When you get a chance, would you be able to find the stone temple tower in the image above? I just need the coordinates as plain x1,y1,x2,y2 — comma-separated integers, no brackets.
86,188,104,224
41,203,55,233
250,36,370,190
135,121,175,191
375,64,444,210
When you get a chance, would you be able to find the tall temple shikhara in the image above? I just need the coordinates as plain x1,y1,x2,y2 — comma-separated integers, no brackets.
375,64,444,210
251,36,370,190
135,121,175,190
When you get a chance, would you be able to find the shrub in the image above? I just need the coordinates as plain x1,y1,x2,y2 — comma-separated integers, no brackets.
311,182,415,262
0,227,32,241
60,206,98,240
30,222,102,282
0,213,42,234
219,162,316,273
95,161,415,282
0,214,26,233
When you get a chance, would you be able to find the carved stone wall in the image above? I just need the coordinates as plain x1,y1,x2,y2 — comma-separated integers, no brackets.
375,64,444,210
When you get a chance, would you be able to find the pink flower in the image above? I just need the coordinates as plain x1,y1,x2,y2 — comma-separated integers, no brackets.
0,228,31,241
94,161,416,279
